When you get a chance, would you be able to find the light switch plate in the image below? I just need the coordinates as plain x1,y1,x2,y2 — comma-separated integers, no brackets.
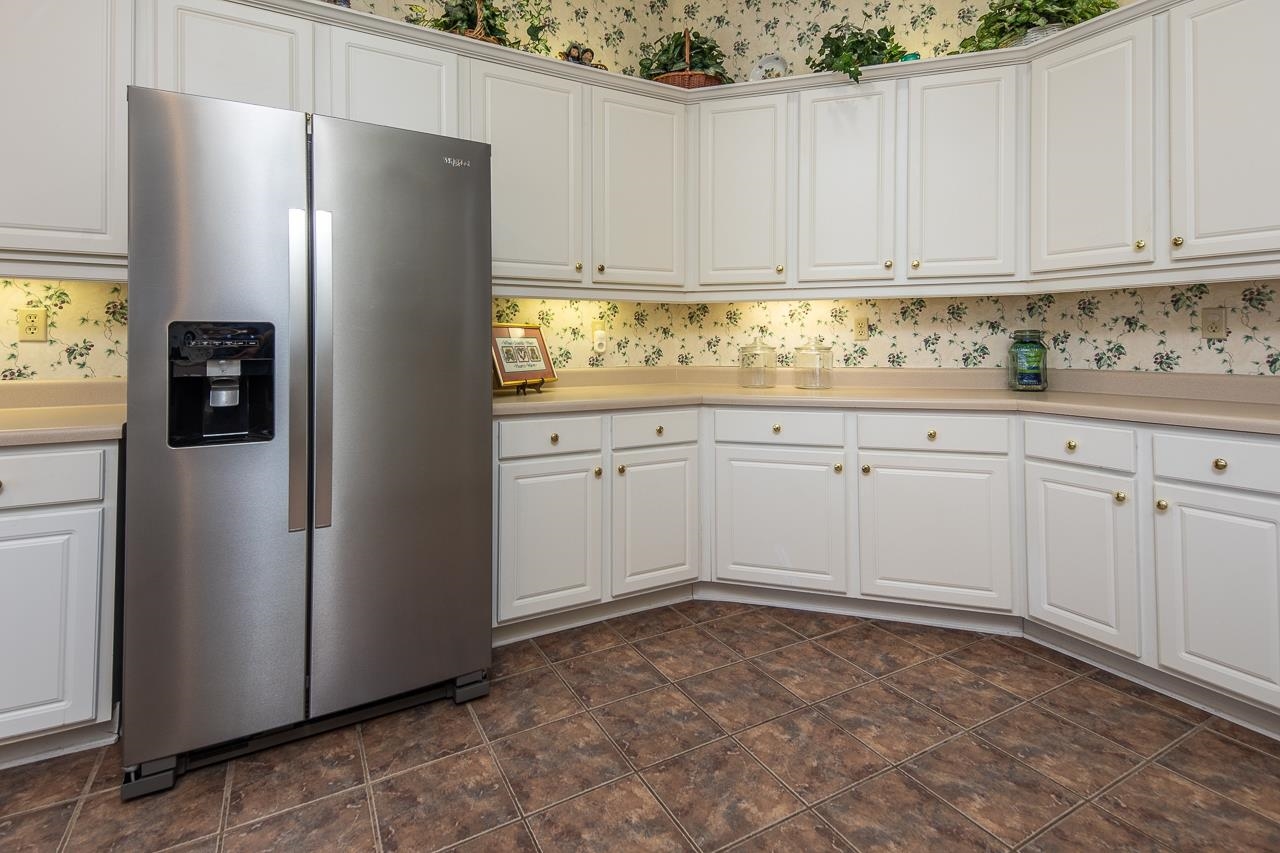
852,314,870,341
17,307,47,342
1202,306,1227,340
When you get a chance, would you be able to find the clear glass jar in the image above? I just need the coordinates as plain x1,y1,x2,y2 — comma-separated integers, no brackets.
1008,329,1048,391
738,337,777,388
793,337,833,389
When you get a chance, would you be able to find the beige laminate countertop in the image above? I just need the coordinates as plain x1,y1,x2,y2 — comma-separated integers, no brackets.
492,382,1280,436
0,404,127,447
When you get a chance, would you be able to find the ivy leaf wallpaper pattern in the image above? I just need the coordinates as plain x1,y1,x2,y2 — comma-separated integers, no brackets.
1,280,128,380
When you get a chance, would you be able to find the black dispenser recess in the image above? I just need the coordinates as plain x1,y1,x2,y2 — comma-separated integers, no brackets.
168,322,275,447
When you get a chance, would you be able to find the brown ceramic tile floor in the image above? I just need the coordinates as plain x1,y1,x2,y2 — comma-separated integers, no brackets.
6,602,1280,852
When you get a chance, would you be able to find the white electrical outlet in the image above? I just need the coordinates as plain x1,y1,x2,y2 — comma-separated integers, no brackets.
18,307,47,342
852,314,870,341
1202,307,1227,341
591,320,607,354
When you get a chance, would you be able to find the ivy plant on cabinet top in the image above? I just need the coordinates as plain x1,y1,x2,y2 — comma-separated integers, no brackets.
957,0,1120,53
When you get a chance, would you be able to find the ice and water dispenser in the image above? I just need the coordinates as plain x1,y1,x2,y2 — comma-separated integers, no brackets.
168,322,275,447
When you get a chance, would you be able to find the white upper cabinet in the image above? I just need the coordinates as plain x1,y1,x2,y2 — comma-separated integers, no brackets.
471,62,585,284
907,66,1018,278
798,82,897,282
318,27,456,135
141,0,314,110
592,90,686,287
1030,19,1153,272
1169,0,1280,260
0,0,131,258
699,94,788,285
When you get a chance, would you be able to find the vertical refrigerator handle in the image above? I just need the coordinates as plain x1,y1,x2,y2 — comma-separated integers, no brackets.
287,209,309,533
314,210,335,529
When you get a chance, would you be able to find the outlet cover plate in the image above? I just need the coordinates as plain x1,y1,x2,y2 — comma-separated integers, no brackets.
852,314,870,341
18,307,47,342
1202,306,1227,340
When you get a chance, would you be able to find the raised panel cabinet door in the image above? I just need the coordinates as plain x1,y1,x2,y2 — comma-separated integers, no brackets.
592,90,685,286
0,509,103,740
798,82,897,282
1155,482,1280,707
1169,0,1280,260
714,445,847,593
497,455,603,621
148,0,314,110
611,445,699,596
321,26,456,135
1031,19,1154,272
907,66,1017,278
859,452,1013,611
471,62,585,283
1025,461,1140,655
699,94,788,285
0,0,130,257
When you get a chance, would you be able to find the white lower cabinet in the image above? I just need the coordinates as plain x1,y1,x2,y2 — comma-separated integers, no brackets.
497,454,604,622
858,451,1012,611
1155,481,1280,707
611,444,699,596
1025,460,1140,655
714,445,848,593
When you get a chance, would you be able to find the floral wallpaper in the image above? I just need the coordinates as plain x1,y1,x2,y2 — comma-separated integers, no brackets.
494,280,1280,375
346,0,1137,82
0,280,128,380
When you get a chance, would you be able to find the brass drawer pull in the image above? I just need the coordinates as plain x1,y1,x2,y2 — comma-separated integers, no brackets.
772,424,782,434
834,463,843,473
593,467,602,478
883,259,893,269
575,261,583,272
597,263,605,273
1114,491,1127,504
911,259,921,269
1213,458,1228,471
1156,499,1169,511
861,465,871,475
617,465,626,475
1134,239,1147,251
927,429,937,441
655,425,664,436
1066,440,1078,451
775,264,784,274
550,433,559,445
1172,236,1184,247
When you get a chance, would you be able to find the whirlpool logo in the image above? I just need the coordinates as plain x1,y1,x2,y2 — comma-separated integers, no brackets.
442,156,472,168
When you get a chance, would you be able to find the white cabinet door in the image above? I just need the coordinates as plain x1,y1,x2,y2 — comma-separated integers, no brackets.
1169,0,1280,260
1155,482,1280,707
0,0,131,257
798,82,897,282
699,94,788,285
714,446,847,593
0,509,103,740
907,66,1017,278
1026,461,1140,655
145,0,314,110
319,26,456,135
611,445,699,596
1031,19,1153,272
498,455,603,621
592,90,685,287
859,452,1012,611
471,62,585,283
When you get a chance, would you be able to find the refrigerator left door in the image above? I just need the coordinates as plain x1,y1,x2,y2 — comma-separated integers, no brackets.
123,88,309,767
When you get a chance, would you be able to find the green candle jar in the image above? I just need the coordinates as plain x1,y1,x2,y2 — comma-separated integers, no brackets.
1008,330,1048,391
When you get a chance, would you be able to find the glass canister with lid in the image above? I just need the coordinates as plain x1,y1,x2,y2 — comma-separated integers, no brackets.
1008,329,1048,391
738,337,777,388
793,337,833,389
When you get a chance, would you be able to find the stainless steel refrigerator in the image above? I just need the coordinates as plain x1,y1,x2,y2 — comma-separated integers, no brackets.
122,87,492,797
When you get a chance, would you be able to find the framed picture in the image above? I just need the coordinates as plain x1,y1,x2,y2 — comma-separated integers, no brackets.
491,324,558,388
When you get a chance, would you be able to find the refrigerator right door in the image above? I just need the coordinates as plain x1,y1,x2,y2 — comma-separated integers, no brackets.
307,116,493,716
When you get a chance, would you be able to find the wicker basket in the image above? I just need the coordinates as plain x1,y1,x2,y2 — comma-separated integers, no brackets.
651,30,725,89
462,0,501,44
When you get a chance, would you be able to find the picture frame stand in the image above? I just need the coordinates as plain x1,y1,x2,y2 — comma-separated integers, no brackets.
514,378,546,396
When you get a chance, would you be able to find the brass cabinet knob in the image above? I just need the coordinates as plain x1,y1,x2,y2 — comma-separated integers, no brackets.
597,263,605,273
1114,491,1128,504
575,261,583,271
772,424,782,434
884,259,894,269
911,259,921,269
1172,236,1185,247
655,425,664,436
1213,457,1228,471
775,264,784,274
1156,499,1169,511
593,467,602,478
1135,240,1147,250
550,432,559,444
834,463,844,473
1066,440,1078,451
617,464,627,475
861,464,872,474
927,429,937,441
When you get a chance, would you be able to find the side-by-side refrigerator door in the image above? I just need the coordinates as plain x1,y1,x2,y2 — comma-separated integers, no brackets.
308,116,493,717
123,88,309,766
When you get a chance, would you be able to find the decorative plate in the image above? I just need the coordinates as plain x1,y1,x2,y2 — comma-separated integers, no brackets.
748,53,789,81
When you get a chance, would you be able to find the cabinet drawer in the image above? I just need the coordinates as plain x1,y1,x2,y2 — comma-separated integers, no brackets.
858,414,1009,453
1154,433,1280,495
0,449,104,510
613,409,698,449
498,416,602,459
1024,419,1137,473
714,409,843,447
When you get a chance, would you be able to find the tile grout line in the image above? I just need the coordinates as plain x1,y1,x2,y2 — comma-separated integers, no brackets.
465,696,541,852
213,760,234,853
55,744,106,853
354,724,385,853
